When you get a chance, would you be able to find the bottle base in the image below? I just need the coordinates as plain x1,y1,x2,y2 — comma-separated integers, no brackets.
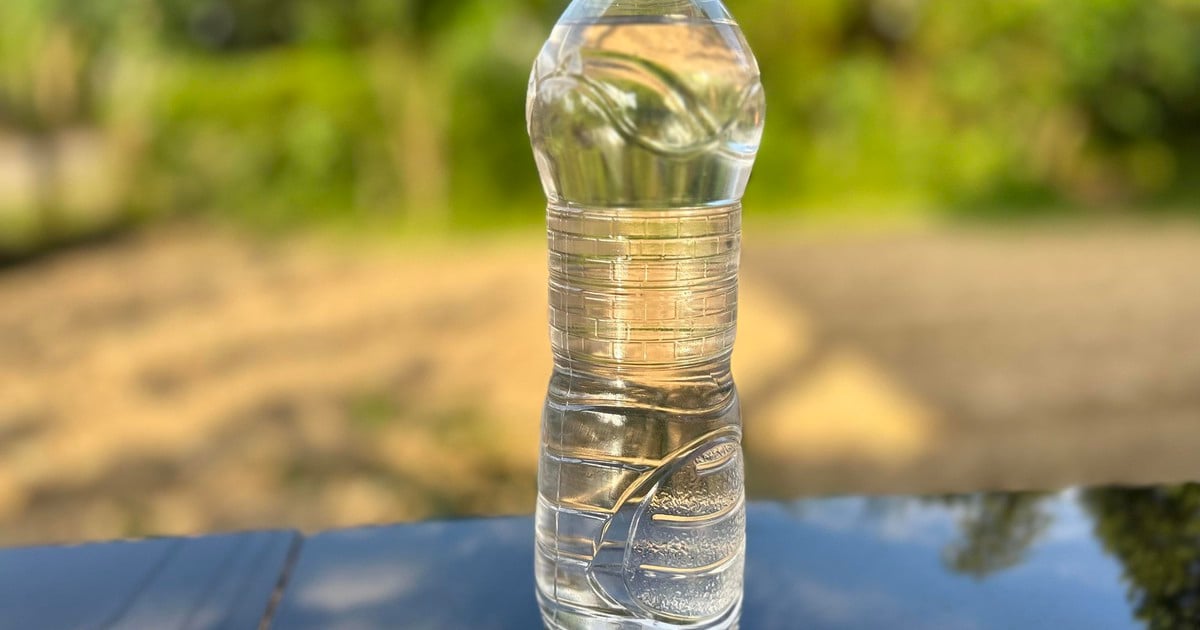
538,592,742,630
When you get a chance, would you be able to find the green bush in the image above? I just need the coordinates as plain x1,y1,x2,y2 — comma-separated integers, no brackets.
1,0,1198,252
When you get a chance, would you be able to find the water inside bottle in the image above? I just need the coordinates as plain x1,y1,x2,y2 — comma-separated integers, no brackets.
530,10,763,629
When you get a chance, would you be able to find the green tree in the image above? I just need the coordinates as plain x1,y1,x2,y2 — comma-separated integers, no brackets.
938,492,1053,578
0,0,155,250
0,0,87,239
1084,485,1200,630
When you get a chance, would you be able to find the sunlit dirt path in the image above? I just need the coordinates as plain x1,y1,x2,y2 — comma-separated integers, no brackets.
1,221,1197,545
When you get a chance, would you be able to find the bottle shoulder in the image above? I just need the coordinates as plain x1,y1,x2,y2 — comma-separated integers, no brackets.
526,16,765,208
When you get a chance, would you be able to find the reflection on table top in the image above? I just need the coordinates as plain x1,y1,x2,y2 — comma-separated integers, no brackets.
1,484,1196,629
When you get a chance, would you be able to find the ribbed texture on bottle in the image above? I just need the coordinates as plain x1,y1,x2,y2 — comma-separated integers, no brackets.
548,203,740,367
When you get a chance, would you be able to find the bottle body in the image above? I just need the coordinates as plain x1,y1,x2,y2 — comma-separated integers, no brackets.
529,2,763,627
537,203,744,628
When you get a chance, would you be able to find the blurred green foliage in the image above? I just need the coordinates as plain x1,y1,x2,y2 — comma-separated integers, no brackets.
1085,485,1200,629
938,492,1052,579
1,0,1199,252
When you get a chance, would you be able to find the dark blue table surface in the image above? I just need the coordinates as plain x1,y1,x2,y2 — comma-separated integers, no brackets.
0,530,298,630
2,485,1196,629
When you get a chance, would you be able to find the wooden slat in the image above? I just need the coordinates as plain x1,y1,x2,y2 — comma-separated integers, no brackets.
0,530,299,630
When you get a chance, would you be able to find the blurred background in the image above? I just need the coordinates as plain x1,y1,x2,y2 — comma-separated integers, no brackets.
0,0,1198,550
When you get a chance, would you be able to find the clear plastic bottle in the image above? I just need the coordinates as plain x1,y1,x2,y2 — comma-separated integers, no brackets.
527,1,764,628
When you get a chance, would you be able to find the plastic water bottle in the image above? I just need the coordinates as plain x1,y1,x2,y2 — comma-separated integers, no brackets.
528,0,764,627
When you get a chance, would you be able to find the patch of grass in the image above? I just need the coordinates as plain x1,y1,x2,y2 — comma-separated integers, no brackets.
346,391,400,432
